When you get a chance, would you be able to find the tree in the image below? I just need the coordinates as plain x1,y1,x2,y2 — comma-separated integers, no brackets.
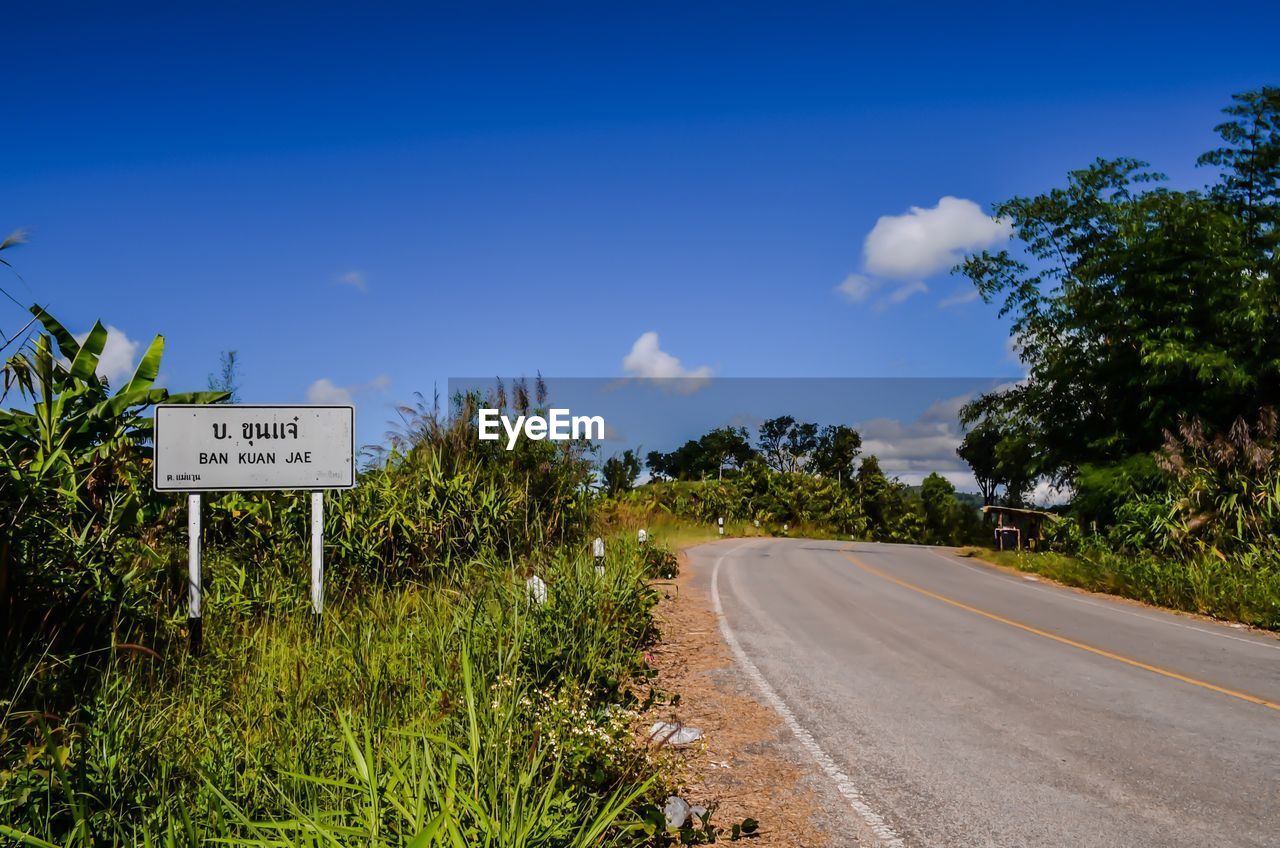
811,424,862,484
645,426,756,481
601,449,641,496
758,416,818,473
1,306,228,619
956,413,1037,507
700,426,755,477
855,456,916,541
1198,86,1280,251
920,472,961,545
957,91,1280,496
957,419,1002,506
207,350,241,402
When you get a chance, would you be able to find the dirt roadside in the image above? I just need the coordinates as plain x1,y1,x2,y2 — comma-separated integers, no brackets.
639,548,848,846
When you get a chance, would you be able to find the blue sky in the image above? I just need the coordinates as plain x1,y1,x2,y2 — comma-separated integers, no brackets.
6,1,1280,451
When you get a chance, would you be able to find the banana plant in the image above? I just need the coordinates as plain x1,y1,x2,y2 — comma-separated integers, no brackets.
1,305,227,495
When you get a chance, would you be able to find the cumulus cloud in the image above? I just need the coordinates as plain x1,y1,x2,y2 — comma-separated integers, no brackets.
622,332,713,391
306,374,391,406
836,197,1008,310
856,392,978,488
863,196,1012,280
336,270,368,291
74,325,141,385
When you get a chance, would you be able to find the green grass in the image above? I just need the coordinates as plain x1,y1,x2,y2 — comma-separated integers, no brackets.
2,545,673,846
961,545,1280,630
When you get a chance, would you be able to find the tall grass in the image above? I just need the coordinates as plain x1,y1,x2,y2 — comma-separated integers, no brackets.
969,542,1280,629
3,546,666,845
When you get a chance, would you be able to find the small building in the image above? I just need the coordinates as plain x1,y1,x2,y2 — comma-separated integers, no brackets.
982,505,1056,551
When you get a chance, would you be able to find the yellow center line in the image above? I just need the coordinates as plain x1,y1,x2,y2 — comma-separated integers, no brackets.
841,549,1280,713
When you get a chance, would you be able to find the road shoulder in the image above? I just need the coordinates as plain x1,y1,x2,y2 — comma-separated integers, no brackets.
640,544,865,846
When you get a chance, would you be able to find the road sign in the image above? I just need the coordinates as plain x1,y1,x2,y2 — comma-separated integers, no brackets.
154,404,355,492
154,404,356,653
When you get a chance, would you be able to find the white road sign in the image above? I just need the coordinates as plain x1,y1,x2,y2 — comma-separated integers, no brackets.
154,405,355,491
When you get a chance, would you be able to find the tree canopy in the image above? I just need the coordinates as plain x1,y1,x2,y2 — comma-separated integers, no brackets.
958,88,1280,505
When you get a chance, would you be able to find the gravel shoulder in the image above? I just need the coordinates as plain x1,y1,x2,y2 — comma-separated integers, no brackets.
640,545,866,846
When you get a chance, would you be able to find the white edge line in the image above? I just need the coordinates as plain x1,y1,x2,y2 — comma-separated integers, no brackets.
710,542,906,847
921,548,1280,653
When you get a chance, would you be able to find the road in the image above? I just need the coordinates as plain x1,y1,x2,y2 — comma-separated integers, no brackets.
689,538,1280,847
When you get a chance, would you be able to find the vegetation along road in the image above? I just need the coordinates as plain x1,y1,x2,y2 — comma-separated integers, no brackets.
694,538,1280,848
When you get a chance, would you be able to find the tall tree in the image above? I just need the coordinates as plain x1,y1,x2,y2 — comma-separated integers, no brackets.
811,424,862,484
701,426,755,475
959,90,1280,490
920,472,960,545
601,449,641,496
758,416,818,473
1198,86,1280,252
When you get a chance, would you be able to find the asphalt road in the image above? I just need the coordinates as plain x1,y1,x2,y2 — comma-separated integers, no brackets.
689,538,1280,847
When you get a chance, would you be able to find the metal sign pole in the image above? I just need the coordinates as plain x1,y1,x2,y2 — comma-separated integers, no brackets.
311,491,324,621
188,493,202,655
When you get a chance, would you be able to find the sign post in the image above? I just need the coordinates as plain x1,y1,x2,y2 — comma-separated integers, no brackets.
154,405,355,653
188,493,202,655
311,491,324,620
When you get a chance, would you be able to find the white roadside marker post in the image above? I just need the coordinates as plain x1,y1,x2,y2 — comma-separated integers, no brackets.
188,493,202,655
638,528,648,546
526,574,548,604
593,536,605,577
718,516,725,536
311,491,324,624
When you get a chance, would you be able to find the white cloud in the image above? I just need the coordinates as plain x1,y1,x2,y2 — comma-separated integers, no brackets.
1028,480,1072,508
884,280,927,305
863,196,1012,280
856,392,978,488
336,270,367,291
74,325,141,385
306,378,352,405
836,273,880,302
306,374,391,406
622,332,713,385
938,288,980,308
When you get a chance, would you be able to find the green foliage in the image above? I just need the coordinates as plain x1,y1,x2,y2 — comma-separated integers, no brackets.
958,88,1280,494
920,473,961,545
810,424,862,483
2,352,667,845
626,454,982,546
603,449,643,497
757,416,816,474
1110,409,1280,557
2,545,666,845
971,542,1280,630
641,544,679,580
646,427,753,482
1,306,226,654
